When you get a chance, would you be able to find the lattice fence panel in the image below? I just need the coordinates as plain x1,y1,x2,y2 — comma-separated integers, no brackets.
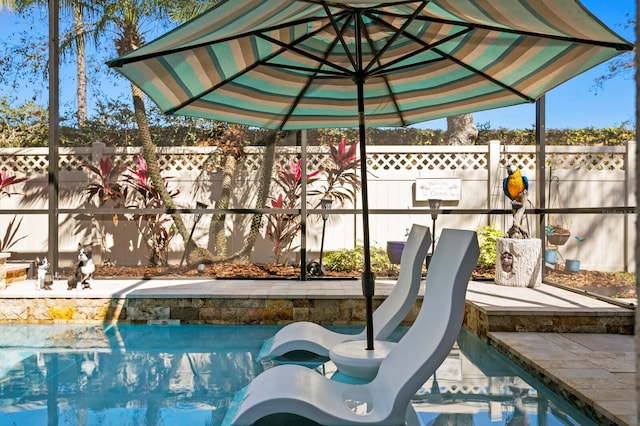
1,154,48,174
548,152,625,171
367,152,487,171
502,153,537,172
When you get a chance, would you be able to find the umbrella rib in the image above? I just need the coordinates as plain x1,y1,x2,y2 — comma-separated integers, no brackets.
432,46,535,102
364,14,533,101
257,12,357,77
366,15,473,77
410,15,633,51
166,46,289,114
277,18,350,129
360,2,428,75
108,10,352,67
359,14,411,127
322,2,358,74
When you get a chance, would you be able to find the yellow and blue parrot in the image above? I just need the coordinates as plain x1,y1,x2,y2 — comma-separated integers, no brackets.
503,164,528,214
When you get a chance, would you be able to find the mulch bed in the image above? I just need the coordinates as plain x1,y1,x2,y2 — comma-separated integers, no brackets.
94,263,636,299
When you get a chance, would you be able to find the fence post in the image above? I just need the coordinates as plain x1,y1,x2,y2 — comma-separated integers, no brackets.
92,141,105,165
488,140,501,227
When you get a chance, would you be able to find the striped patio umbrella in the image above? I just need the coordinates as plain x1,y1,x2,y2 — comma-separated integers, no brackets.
108,0,632,351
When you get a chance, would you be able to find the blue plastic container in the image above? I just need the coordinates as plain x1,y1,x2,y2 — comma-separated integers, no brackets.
565,259,581,273
544,249,558,264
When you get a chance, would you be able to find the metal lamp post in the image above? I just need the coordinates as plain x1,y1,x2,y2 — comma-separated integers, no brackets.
427,198,442,267
318,198,333,274
308,198,333,276
180,201,208,267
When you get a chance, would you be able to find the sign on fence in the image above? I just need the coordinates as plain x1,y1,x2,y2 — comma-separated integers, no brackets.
415,178,462,201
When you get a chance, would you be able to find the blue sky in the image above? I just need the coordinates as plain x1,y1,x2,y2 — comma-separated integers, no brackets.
0,1,635,130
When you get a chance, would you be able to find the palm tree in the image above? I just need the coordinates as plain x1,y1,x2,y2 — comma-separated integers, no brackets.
0,1,16,11
106,0,192,247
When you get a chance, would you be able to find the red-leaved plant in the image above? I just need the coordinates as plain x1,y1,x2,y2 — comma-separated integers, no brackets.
265,138,361,265
0,171,27,201
83,156,179,266
0,171,28,252
266,159,320,264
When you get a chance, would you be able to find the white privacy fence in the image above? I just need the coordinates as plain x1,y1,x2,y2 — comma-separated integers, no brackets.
0,140,635,272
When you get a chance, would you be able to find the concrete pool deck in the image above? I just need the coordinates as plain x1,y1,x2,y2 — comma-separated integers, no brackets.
0,276,636,425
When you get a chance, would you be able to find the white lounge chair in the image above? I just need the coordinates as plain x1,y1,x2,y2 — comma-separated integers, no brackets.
258,223,431,362
224,228,480,426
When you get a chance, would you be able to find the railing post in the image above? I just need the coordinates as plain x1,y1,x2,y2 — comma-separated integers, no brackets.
488,140,501,227
92,141,106,165
625,139,636,272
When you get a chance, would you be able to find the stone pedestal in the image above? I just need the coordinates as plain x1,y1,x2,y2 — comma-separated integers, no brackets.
495,238,541,288
0,252,10,290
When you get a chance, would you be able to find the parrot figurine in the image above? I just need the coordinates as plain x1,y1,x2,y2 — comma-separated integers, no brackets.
503,164,529,214
503,164,529,238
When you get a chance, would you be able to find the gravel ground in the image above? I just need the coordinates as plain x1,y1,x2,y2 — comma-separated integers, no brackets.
93,263,636,299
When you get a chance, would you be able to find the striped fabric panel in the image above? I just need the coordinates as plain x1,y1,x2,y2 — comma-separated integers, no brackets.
109,0,632,130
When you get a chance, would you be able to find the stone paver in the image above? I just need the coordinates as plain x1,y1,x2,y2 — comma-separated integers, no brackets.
489,331,636,426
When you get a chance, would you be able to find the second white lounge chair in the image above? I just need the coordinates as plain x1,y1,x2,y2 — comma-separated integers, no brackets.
258,223,431,362
224,228,480,425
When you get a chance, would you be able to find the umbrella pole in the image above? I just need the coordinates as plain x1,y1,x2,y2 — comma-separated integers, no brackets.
356,74,375,351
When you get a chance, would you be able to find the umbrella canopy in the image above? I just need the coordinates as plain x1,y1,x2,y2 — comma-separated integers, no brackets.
108,0,632,350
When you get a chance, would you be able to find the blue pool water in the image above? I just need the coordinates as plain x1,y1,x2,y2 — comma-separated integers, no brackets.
0,324,594,426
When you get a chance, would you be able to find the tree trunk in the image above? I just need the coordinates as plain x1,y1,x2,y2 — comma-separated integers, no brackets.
130,84,192,248
445,113,478,145
239,131,280,259
72,4,87,125
210,154,236,257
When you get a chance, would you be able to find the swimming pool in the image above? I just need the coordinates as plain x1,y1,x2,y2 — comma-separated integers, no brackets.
0,324,594,425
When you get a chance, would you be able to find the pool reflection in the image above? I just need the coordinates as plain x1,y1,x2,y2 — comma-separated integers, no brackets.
0,324,594,425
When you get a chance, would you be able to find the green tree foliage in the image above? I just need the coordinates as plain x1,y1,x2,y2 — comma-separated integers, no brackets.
0,96,634,148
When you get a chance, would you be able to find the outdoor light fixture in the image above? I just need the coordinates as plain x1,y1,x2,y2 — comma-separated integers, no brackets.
195,201,208,223
320,198,332,220
428,199,442,266
307,198,333,276
180,202,209,267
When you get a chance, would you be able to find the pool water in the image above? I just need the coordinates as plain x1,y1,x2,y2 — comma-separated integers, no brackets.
0,324,594,426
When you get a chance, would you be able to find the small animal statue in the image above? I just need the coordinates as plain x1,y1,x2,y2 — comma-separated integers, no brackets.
35,257,52,290
67,243,95,290
503,164,529,239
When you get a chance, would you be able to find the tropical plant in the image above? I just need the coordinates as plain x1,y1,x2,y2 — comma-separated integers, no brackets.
476,225,504,268
0,170,27,252
124,156,180,266
83,157,128,222
0,216,26,252
317,136,361,207
0,170,26,200
264,194,299,265
265,158,320,264
83,155,179,266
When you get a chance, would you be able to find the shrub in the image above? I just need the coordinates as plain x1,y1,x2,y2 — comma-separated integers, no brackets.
476,225,504,268
323,244,393,275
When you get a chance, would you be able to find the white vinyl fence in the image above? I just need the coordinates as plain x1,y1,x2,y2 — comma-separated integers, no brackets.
0,140,635,272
